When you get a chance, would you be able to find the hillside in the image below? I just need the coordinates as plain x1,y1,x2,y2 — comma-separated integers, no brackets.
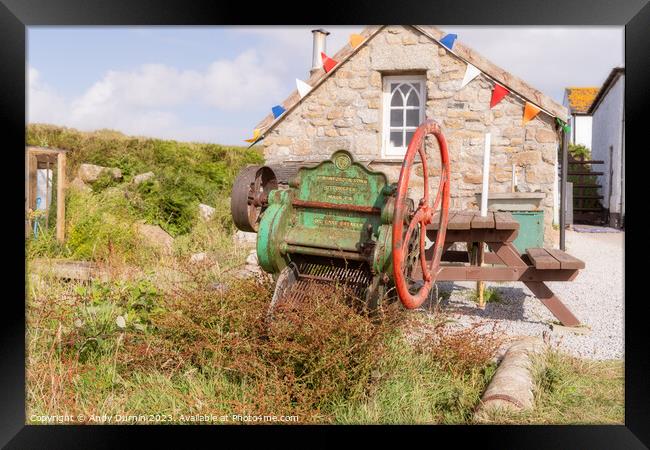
26,124,263,263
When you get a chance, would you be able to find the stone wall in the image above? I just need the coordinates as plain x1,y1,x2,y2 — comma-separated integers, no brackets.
262,25,559,245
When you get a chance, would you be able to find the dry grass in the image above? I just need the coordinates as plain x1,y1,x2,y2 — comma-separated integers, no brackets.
472,348,624,425
26,251,622,425
27,256,507,424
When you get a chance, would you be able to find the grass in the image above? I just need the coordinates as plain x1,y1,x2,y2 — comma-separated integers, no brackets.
476,349,624,424
27,260,507,424
468,286,503,305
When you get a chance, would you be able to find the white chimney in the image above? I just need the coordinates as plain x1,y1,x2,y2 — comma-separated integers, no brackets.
310,28,330,76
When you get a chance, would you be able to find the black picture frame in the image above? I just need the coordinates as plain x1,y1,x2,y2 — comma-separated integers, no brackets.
3,0,647,447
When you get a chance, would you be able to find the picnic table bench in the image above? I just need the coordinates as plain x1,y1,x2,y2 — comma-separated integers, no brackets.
417,210,584,327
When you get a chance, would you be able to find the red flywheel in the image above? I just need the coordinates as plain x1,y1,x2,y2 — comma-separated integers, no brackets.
392,120,451,309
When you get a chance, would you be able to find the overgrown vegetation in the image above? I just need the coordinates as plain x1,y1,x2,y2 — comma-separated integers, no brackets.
476,349,624,424
27,265,504,424
27,124,263,240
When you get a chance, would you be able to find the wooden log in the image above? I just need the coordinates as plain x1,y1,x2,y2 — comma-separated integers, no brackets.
475,337,547,421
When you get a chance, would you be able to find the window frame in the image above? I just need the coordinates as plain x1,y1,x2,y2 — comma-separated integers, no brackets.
382,74,427,159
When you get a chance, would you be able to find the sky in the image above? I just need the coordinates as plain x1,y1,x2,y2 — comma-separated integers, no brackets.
27,26,624,145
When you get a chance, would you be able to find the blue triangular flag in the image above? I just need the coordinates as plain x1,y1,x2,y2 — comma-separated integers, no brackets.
440,33,457,50
272,105,286,119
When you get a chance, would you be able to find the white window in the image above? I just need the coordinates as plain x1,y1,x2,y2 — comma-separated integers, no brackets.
382,75,426,158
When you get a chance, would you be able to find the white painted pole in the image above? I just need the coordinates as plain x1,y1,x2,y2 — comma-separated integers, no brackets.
480,133,491,217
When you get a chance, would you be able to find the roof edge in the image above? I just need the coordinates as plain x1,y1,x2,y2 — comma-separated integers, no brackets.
254,24,569,140
254,25,384,134
414,26,568,121
587,67,625,115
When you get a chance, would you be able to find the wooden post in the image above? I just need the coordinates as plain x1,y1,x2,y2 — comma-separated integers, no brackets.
56,152,66,243
477,132,491,306
477,243,485,309
560,127,568,250
29,153,37,210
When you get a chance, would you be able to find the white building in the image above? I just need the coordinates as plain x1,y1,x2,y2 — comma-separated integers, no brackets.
562,87,599,149
588,67,625,228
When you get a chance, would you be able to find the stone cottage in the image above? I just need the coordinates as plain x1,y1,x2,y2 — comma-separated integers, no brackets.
253,25,569,245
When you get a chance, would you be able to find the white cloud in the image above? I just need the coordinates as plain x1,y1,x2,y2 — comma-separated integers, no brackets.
28,48,285,143
202,49,282,109
28,26,624,144
233,26,363,76
449,26,624,101
27,67,69,124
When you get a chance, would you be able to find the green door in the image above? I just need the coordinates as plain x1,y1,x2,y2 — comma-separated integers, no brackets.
509,211,544,254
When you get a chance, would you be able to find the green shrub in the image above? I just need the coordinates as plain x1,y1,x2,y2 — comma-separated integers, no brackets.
27,124,263,238
568,143,591,161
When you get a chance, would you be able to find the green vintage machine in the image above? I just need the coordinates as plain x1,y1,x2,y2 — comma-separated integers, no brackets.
230,121,452,311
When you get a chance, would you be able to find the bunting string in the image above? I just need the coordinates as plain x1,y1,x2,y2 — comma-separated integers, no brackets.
246,29,568,142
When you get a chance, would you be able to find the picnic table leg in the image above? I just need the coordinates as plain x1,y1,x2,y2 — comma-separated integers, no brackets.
477,242,486,308
523,281,580,327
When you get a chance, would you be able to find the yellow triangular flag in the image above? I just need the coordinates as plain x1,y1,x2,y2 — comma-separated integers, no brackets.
349,34,364,49
522,102,541,125
244,129,261,143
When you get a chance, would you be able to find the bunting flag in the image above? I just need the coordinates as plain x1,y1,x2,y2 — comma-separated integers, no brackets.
272,105,286,119
244,129,261,143
296,78,312,98
440,33,458,50
349,34,364,49
460,63,481,88
321,52,338,73
522,102,541,125
556,117,571,134
490,83,509,108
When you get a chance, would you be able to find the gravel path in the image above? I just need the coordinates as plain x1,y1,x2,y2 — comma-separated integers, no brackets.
427,228,624,360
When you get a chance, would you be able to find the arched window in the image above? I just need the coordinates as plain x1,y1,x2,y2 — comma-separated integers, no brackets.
382,75,426,157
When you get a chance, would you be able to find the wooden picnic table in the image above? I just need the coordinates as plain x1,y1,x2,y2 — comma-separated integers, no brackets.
417,210,585,327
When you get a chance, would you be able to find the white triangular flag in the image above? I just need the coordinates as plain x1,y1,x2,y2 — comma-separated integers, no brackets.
296,78,312,98
460,63,481,88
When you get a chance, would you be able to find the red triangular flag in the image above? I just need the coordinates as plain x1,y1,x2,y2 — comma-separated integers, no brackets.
321,52,338,73
490,83,509,108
